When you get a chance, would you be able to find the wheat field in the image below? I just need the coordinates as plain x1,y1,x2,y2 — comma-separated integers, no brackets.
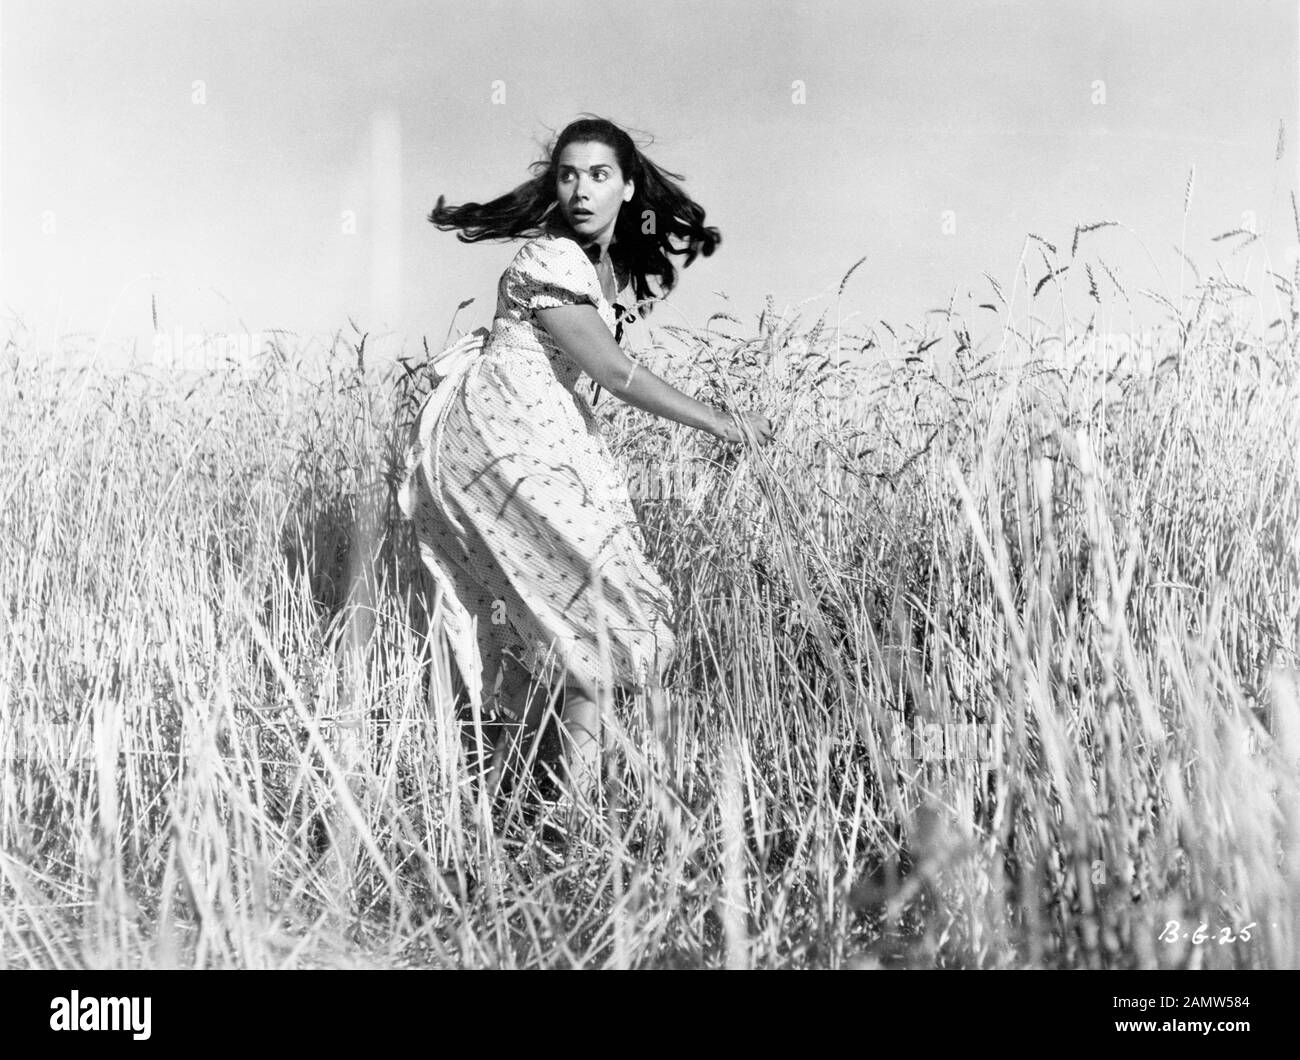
2,220,1299,969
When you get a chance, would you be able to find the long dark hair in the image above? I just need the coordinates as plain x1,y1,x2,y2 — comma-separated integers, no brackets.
428,116,720,318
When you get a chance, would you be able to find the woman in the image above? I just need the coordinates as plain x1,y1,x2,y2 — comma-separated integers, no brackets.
399,116,775,811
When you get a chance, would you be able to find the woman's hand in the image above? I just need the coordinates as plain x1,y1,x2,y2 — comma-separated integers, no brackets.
710,408,776,445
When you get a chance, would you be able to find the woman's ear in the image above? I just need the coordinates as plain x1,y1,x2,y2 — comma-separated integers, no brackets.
623,180,635,204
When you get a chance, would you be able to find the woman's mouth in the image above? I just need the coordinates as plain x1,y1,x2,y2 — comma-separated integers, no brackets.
571,208,593,221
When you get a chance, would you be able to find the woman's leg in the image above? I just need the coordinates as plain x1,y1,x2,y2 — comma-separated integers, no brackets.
491,660,626,811
560,683,601,799
486,652,552,797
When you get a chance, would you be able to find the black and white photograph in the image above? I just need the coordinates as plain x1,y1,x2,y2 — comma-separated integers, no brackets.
1,0,1298,1027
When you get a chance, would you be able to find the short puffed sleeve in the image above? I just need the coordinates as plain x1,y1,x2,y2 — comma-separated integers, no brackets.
502,237,601,315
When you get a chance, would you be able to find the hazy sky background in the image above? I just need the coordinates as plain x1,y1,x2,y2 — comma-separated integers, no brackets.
2,0,1297,359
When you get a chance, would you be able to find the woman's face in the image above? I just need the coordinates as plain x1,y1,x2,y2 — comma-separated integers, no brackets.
554,141,634,247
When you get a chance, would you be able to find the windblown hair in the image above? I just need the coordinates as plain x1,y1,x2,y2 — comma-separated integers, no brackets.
428,116,720,317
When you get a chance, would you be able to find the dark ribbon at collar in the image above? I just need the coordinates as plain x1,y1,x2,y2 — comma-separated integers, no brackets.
583,243,636,408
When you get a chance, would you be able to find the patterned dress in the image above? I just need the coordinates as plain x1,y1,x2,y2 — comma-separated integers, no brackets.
398,232,679,719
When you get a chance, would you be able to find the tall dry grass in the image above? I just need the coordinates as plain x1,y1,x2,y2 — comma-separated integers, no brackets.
2,222,1298,968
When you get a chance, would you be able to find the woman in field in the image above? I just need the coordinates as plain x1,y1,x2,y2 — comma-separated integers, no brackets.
399,116,774,818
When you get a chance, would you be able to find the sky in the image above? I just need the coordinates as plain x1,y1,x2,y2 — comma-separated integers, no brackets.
2,0,1297,361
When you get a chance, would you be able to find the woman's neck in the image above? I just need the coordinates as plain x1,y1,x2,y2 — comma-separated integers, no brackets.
547,215,614,262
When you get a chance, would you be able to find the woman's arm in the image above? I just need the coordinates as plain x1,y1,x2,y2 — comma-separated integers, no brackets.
534,303,729,437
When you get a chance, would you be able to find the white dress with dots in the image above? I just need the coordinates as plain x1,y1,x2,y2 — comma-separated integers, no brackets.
398,233,679,718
